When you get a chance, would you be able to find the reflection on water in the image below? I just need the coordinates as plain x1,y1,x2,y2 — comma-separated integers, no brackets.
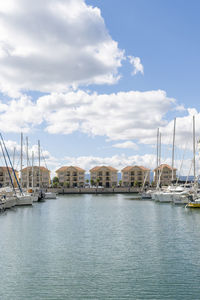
0,194,200,299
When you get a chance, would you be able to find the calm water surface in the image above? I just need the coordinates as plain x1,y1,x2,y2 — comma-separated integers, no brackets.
0,194,200,299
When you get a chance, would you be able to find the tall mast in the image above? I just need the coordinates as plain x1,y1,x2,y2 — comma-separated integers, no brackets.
156,128,159,169
172,118,176,181
32,151,34,188
193,115,196,182
13,147,16,169
38,140,40,188
20,133,23,188
159,132,161,166
26,137,29,189
156,128,159,186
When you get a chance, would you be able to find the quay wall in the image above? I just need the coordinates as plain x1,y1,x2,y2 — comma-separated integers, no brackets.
43,187,143,194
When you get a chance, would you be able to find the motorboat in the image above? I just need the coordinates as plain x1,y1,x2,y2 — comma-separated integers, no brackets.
186,199,200,208
44,192,57,199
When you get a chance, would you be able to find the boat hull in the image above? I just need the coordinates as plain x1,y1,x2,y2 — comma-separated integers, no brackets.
16,195,33,206
44,192,57,199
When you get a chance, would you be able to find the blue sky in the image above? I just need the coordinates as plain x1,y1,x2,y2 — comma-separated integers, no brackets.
0,0,199,175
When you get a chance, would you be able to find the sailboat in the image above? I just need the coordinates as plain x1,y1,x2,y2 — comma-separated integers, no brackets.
16,133,33,205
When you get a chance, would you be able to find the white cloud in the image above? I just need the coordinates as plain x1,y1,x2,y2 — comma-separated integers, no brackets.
0,89,175,140
0,0,124,96
39,89,175,141
128,56,144,75
0,89,199,154
112,141,139,150
62,153,156,173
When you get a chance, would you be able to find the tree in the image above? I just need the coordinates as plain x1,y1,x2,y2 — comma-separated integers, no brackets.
52,182,58,188
90,179,95,186
64,181,70,188
52,176,59,188
53,177,59,184
134,180,139,187
96,178,100,187
119,180,122,187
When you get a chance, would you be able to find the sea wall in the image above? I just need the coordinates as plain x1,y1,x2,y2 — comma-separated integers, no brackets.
43,187,142,194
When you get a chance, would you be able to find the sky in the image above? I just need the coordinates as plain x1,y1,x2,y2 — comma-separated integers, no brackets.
0,0,200,176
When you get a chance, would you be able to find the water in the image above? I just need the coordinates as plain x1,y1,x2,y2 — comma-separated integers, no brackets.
0,194,200,299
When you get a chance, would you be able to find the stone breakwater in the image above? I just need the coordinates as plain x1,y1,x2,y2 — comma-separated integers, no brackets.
44,187,142,194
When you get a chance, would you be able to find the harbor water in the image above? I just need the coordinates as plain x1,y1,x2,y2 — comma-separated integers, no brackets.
1,194,200,299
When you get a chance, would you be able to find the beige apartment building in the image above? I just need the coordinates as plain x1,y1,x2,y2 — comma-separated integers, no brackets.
21,166,50,188
154,164,177,186
0,166,19,188
56,166,85,187
121,166,150,187
90,166,118,188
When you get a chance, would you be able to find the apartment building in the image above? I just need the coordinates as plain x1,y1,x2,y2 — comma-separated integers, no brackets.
56,166,85,187
0,166,19,188
90,166,118,188
154,164,177,186
21,166,50,188
121,166,150,187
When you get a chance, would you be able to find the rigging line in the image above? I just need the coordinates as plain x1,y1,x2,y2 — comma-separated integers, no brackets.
0,141,15,194
0,133,23,194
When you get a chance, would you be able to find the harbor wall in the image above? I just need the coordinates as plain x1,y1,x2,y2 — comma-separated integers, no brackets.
43,187,142,194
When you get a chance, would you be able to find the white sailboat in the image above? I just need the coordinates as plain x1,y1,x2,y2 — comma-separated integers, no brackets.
16,133,33,206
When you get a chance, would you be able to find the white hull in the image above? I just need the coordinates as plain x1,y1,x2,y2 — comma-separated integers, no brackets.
141,194,152,199
31,195,39,202
45,192,57,199
173,195,189,204
151,192,161,201
159,193,173,203
4,196,17,209
16,195,33,206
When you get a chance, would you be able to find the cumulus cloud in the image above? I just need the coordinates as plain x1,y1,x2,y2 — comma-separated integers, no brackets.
0,89,198,153
39,89,175,141
61,153,156,173
0,0,124,96
112,141,139,150
0,89,175,141
128,56,144,75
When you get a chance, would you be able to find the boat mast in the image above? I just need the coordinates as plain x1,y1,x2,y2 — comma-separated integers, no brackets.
20,133,23,188
159,132,161,166
193,115,196,182
13,147,16,169
171,118,176,182
156,128,159,186
26,137,29,189
32,151,34,188
0,141,15,193
38,140,40,189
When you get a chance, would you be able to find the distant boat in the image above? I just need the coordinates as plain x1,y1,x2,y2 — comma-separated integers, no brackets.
44,192,57,199
186,199,200,208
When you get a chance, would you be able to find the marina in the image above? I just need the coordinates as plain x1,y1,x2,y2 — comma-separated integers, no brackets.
1,194,200,300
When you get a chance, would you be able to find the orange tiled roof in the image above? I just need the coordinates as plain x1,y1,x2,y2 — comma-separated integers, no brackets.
22,166,49,172
121,165,150,172
90,166,118,172
0,166,18,173
154,164,177,171
56,166,85,173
